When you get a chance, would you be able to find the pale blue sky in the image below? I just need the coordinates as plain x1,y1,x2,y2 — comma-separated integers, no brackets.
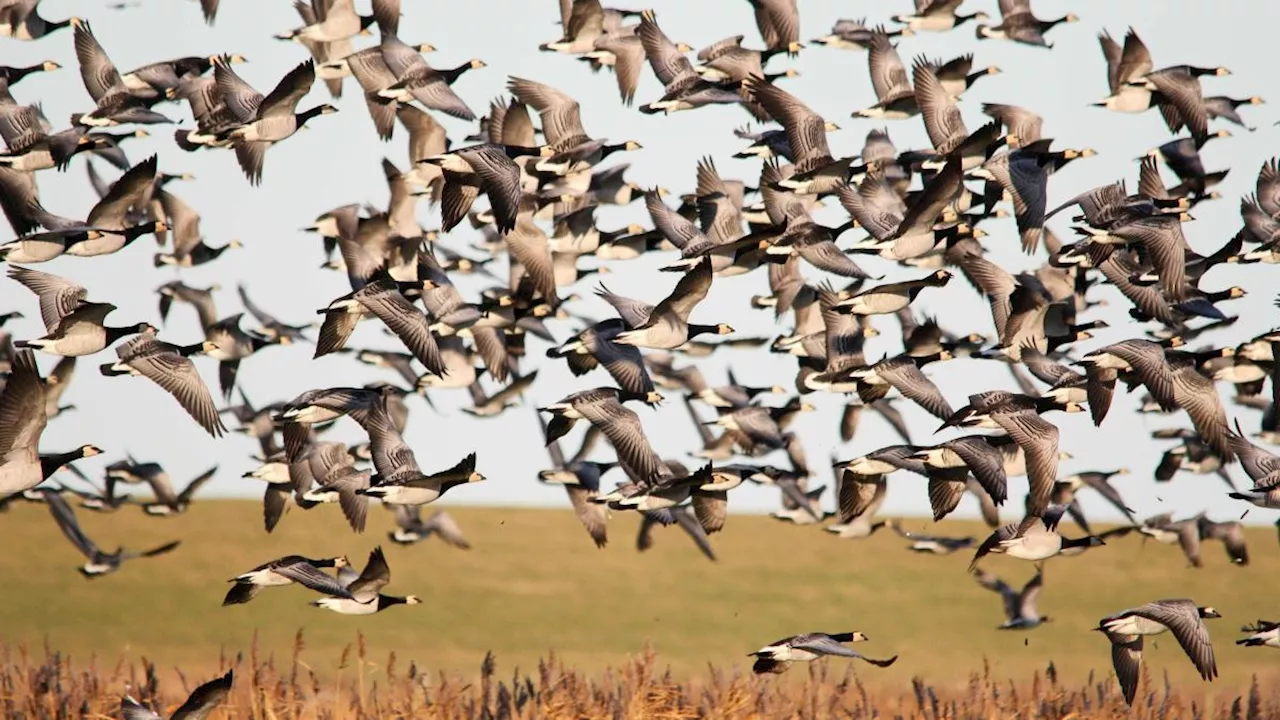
5,0,1278,526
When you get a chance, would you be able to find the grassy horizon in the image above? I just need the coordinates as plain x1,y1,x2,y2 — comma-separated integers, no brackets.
4,500,1279,702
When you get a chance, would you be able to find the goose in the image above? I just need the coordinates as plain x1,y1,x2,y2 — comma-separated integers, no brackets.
892,522,976,554
911,436,1009,506
537,415,613,547
540,387,670,485
812,18,909,51
223,555,352,605
636,11,743,115
11,296,154,359
1097,599,1219,705
275,0,373,43
636,502,717,561
0,351,101,496
462,372,540,417
322,277,447,378
1192,516,1248,566
1049,469,1134,532
156,281,218,331
100,333,225,437
976,1,1077,48
942,391,1080,516
275,385,385,459
200,314,289,400
847,157,970,261
379,32,482,121
970,505,1105,568
140,466,217,516
827,460,888,539
299,463,371,532
420,144,548,234
745,78,849,195
509,77,639,175
1078,338,1180,426
604,260,732,349
972,568,1049,630
547,318,655,399
840,351,956,422
70,19,172,127
0,107,106,172
388,507,470,548
1095,28,1152,113
1204,95,1264,130
750,632,897,675
1131,66,1225,146
1237,620,1280,649
933,54,1000,99
853,32,917,119
837,271,951,316
356,401,484,506
540,0,641,54
42,489,178,576
893,1,987,33
120,669,232,720
1226,425,1280,509
983,103,1043,147
214,58,337,185
311,547,420,615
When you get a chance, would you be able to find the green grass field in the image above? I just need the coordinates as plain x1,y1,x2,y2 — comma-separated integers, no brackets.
4,500,1279,700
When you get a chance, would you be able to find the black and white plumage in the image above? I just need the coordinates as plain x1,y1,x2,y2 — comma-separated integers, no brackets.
1097,599,1220,705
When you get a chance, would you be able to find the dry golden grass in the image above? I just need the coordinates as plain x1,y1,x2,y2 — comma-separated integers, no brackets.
4,633,1280,719
3,500,1280,714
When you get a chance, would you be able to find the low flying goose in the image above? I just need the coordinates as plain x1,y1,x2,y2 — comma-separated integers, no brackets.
275,386,384,460
537,415,613,548
840,350,956,422
1226,425,1280,509
43,489,179,576
750,632,897,675
388,507,470,548
312,546,420,614
972,567,1049,630
1095,28,1152,113
911,435,1009,506
508,77,639,175
637,503,717,562
10,267,154,357
357,399,485,506
201,314,289,400
744,77,850,195
275,0,373,43
223,555,352,605
892,522,976,554
0,350,102,496
101,334,225,437
827,460,888,539
1097,599,1219,706
976,1,1077,48
941,391,1080,517
970,505,1105,569
1237,620,1280,649
121,668,232,720
140,465,217,516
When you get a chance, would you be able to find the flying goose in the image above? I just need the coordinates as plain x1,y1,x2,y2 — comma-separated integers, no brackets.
275,0,373,43
1078,338,1180,426
976,0,1077,48
1226,424,1280,509
547,318,655,400
1237,620,1280,649
214,58,337,185
311,546,420,615
636,502,717,561
604,259,732,349
1095,28,1152,113
750,632,897,675
1097,599,1219,705
509,77,639,175
101,334,225,437
70,19,173,126
540,387,669,485
840,351,956,423
837,271,951,316
827,458,888,539
0,350,102,496
942,391,1080,517
121,668,232,720
223,555,352,605
852,31,917,119
420,144,547,234
892,522,976,554
42,489,179,576
893,1,988,33
355,398,484,506
201,314,290,400
972,567,1049,630
971,505,1105,568
156,280,218,331
275,385,384,460
636,11,743,114
537,415,613,547
379,33,482,123
744,77,847,194
811,18,909,50
388,507,471,548
140,465,217,516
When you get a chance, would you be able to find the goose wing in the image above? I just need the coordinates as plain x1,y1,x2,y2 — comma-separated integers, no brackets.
8,267,86,332
1130,600,1217,680
0,350,47,461
116,338,225,438
169,668,233,720
991,410,1058,517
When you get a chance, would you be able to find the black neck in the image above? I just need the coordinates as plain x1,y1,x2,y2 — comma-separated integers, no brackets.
1061,535,1095,549
296,105,329,127
378,595,408,609
104,324,145,344
686,323,721,339
441,63,473,84
40,448,87,478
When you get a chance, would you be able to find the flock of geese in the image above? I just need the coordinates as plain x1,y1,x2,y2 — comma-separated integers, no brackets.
2,0,1280,710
